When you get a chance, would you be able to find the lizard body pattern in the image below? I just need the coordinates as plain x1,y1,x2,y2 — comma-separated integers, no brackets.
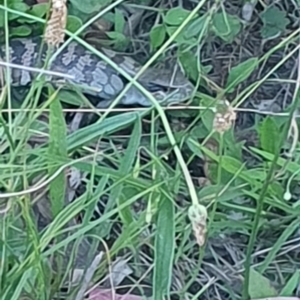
0,37,194,107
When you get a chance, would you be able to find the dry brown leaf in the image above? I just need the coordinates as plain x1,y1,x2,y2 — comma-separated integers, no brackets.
89,288,144,300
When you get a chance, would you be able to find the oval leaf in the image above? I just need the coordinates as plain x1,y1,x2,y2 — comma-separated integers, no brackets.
114,8,125,33
67,15,83,33
226,57,258,91
30,3,50,18
184,15,207,39
150,25,166,49
164,7,191,25
10,26,32,37
69,0,111,14
212,12,241,43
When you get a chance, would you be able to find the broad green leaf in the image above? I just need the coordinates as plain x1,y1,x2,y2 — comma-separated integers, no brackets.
219,156,245,174
201,109,215,132
29,3,49,18
0,2,28,27
10,1,28,15
200,93,218,105
258,116,279,154
260,6,290,39
66,15,82,33
249,267,277,298
153,196,175,299
225,57,258,91
67,3,92,23
10,25,31,37
184,15,207,39
212,12,241,43
58,90,85,106
186,137,205,160
166,26,197,45
178,50,199,82
114,8,125,33
242,169,266,181
69,0,111,14
111,118,142,225
268,181,284,199
67,110,148,152
164,7,191,25
150,25,166,49
190,124,209,139
280,270,300,296
48,90,68,218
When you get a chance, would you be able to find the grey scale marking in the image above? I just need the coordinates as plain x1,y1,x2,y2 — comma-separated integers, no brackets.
92,66,109,85
104,82,115,96
0,37,195,107
61,42,77,65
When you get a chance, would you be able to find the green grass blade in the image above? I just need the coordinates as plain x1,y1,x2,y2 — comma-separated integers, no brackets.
48,90,68,217
257,218,300,274
280,269,300,296
9,268,33,300
67,110,148,152
153,196,175,299
111,117,141,224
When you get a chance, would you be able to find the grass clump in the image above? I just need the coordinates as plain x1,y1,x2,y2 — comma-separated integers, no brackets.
0,0,299,299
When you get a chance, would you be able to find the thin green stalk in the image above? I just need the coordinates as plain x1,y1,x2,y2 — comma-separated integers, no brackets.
207,132,224,232
241,93,300,299
3,0,12,136
233,31,300,107
179,132,224,294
